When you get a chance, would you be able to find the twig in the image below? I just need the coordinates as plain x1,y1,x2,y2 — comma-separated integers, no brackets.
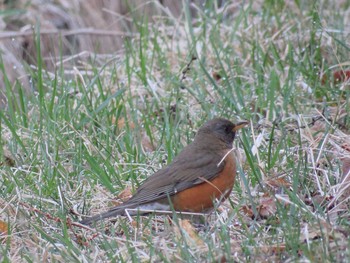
0,28,138,40
180,55,197,82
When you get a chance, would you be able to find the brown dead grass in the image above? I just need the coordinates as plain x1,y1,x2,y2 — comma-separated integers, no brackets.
1,0,350,262
0,0,189,108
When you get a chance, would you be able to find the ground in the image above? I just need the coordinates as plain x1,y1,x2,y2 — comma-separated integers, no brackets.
0,0,350,262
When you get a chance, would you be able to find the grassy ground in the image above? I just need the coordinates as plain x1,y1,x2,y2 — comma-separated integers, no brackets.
1,0,350,262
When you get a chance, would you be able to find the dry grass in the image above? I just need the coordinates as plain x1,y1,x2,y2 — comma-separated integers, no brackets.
1,0,350,262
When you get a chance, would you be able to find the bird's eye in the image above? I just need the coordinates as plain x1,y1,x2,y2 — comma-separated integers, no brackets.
225,125,232,133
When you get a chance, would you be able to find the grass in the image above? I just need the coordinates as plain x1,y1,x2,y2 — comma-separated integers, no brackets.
1,0,350,262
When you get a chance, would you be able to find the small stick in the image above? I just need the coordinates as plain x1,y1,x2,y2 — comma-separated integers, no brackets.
180,55,197,82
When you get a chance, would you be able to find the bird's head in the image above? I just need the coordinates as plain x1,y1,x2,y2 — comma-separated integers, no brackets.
196,118,248,147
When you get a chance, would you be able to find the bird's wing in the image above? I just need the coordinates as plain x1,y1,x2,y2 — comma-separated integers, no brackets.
123,146,228,206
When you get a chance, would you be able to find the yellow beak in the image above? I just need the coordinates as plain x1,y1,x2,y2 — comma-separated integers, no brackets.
232,121,249,131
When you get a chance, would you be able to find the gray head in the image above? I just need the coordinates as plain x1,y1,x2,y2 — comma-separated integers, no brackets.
196,118,248,147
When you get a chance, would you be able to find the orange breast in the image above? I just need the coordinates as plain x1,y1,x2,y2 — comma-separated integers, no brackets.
171,152,236,212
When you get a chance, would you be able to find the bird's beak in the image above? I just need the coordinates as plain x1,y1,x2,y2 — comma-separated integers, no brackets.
232,121,249,131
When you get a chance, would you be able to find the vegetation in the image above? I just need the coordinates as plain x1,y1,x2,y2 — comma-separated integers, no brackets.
0,0,349,262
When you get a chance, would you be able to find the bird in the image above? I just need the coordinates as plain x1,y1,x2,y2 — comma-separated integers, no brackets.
80,118,248,225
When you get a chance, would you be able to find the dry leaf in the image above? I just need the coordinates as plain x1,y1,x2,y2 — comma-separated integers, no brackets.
0,220,8,243
321,70,350,85
117,117,135,129
266,177,291,188
257,197,277,219
332,70,350,84
173,219,205,248
259,244,286,254
111,186,133,206
240,205,254,219
0,155,15,167
341,143,350,152
0,149,15,167
212,71,223,81
141,133,155,152
300,220,344,243
304,194,329,210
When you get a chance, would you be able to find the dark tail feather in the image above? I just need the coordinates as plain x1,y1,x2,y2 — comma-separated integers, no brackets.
80,206,127,225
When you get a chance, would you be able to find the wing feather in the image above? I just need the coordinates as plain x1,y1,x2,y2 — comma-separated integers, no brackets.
123,146,226,206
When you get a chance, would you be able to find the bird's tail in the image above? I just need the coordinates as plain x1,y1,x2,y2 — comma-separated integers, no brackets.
79,205,132,225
